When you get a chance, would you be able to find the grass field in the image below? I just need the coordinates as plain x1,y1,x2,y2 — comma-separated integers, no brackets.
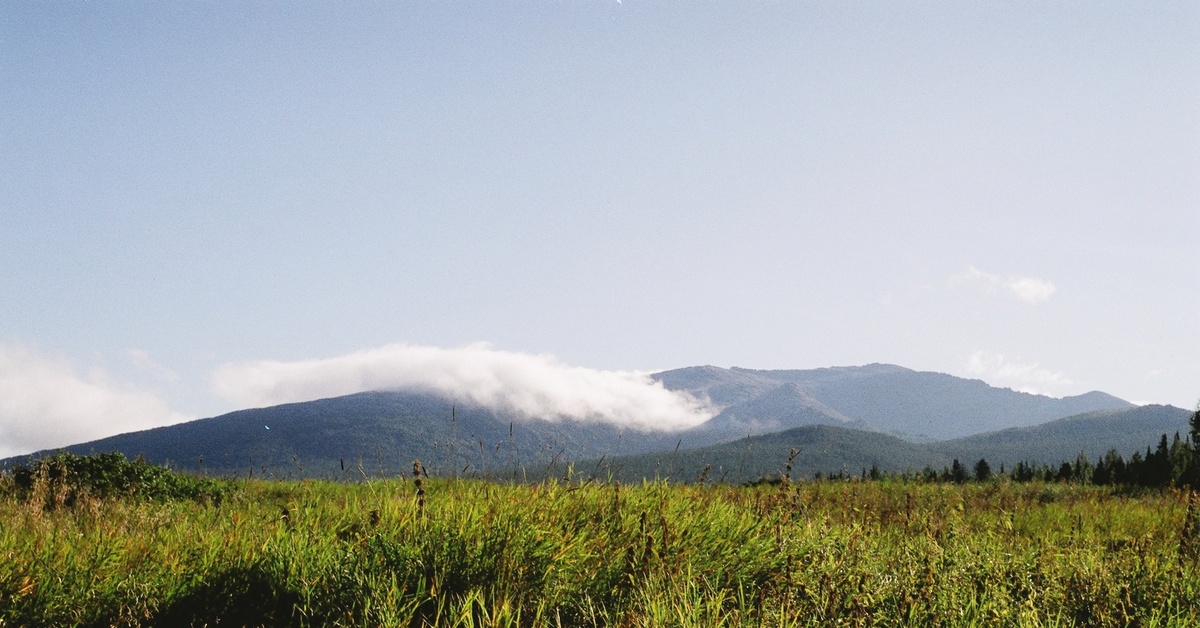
2,463,1199,626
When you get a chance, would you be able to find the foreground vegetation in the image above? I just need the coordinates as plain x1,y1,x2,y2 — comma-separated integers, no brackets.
2,453,1199,626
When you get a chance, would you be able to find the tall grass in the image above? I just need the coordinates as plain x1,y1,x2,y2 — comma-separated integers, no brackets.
1,470,1197,626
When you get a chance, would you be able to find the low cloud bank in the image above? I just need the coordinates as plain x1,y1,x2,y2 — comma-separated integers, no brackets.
967,351,1074,396
953,266,1057,304
211,343,716,431
0,345,189,458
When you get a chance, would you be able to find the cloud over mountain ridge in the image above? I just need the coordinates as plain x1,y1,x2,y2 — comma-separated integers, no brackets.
210,343,716,431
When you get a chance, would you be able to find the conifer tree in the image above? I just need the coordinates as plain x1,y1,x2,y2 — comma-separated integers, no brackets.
950,459,968,484
973,458,991,482
1186,404,1200,488
1072,451,1094,483
1168,432,1189,486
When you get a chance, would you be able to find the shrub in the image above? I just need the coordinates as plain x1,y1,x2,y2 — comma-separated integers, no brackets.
9,451,227,507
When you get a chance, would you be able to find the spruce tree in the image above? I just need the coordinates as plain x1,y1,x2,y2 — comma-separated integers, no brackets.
950,459,968,484
1186,404,1200,488
974,458,991,482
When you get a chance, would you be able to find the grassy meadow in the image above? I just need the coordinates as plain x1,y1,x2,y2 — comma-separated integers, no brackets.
2,458,1199,626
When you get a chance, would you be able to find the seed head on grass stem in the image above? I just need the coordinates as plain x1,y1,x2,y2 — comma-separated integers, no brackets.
1181,490,1200,561
413,460,426,518
783,448,798,487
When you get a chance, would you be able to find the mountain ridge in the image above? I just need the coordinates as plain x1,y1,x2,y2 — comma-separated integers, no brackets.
1,363,1147,479
655,364,1134,440
582,404,1193,485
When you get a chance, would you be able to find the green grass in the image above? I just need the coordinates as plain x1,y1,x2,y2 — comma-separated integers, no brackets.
1,467,1198,626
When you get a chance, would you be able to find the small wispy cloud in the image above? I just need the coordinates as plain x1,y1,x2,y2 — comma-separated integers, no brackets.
966,351,1073,396
0,345,190,458
210,342,716,431
951,266,1057,304
124,347,180,385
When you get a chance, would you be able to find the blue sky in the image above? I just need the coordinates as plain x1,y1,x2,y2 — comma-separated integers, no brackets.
1,2,1197,456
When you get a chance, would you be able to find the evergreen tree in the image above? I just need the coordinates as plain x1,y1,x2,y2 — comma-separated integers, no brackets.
974,458,992,482
1072,451,1094,484
950,459,968,484
1169,432,1189,487
1149,434,1173,486
1127,450,1145,486
1192,404,1200,447
1038,464,1055,482
1056,462,1073,483
1092,449,1125,486
1186,404,1200,488
1013,461,1035,483
1092,455,1108,485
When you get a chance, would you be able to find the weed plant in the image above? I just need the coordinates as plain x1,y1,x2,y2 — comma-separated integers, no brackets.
1,464,1198,626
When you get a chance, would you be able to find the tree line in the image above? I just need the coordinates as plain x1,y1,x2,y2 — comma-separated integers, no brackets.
826,406,1200,488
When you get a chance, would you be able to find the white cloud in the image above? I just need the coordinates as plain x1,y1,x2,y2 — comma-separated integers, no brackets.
0,345,190,458
951,266,1057,303
210,342,716,431
966,351,1074,396
124,347,180,385
1005,276,1057,303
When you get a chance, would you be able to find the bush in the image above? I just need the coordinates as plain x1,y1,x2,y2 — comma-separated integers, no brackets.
0,471,14,500
9,451,227,507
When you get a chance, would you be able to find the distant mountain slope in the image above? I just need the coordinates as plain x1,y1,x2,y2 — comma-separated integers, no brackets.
655,364,1133,440
685,382,866,442
931,404,1192,468
1,363,1148,480
3,391,681,478
652,365,780,407
583,424,952,485
583,404,1192,484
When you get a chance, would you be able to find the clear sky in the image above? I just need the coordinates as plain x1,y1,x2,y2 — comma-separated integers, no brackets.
2,2,1197,457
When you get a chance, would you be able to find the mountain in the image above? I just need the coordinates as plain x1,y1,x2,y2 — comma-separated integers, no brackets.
578,424,952,485
656,365,1133,441
683,381,866,442
579,404,1193,484
1,363,1147,480
930,404,1193,468
3,391,681,479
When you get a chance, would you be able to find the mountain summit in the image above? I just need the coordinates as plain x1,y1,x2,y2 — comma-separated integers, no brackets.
655,364,1133,441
